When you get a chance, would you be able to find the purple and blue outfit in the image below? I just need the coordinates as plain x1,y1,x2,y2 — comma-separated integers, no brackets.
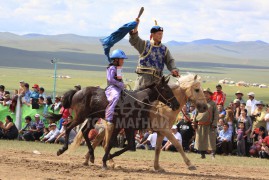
105,65,124,122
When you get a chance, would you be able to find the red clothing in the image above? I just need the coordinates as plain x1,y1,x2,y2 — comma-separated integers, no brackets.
212,91,226,105
263,136,269,146
60,107,71,119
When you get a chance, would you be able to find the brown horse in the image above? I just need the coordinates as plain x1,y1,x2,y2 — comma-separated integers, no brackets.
45,76,180,160
100,74,207,170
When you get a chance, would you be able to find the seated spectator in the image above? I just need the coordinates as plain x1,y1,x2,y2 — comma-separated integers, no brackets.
0,115,18,139
176,114,194,151
249,126,266,157
162,125,182,152
30,114,44,141
19,116,35,141
259,142,269,159
217,123,232,155
217,118,224,136
0,85,5,101
39,128,49,141
41,123,60,143
55,117,77,144
137,131,157,150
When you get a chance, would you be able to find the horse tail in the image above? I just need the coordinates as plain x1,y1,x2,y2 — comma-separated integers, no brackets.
66,119,88,154
62,89,77,108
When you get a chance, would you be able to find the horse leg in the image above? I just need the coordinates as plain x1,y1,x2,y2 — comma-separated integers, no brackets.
82,122,94,166
57,119,81,156
153,132,165,172
109,129,135,159
102,128,121,170
161,129,196,170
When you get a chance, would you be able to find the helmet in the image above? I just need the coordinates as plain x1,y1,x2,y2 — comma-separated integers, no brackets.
110,49,128,60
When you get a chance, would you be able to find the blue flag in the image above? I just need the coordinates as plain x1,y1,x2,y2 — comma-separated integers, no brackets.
100,21,137,62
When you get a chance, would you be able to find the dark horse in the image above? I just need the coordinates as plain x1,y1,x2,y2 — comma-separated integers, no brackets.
46,76,180,161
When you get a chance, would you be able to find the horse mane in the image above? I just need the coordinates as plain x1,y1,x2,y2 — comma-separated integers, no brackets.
168,73,201,89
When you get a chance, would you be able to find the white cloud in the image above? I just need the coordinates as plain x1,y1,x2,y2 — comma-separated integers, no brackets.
0,0,269,42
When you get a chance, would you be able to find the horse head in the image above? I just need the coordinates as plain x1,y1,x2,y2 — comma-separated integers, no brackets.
171,74,208,113
154,76,180,111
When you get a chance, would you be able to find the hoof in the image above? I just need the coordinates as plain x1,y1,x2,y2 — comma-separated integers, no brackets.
154,167,166,173
102,166,108,170
188,165,197,170
82,162,89,166
57,150,62,156
90,158,94,164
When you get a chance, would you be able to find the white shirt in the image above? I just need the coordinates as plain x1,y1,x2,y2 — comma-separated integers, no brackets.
173,132,182,145
246,99,258,115
147,132,157,148
44,128,60,141
265,113,269,131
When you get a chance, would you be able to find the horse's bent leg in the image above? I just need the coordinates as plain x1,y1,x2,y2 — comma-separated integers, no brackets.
162,129,196,170
102,128,120,170
154,132,165,171
57,120,80,156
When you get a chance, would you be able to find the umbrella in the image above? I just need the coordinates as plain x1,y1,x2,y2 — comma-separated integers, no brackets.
100,21,137,62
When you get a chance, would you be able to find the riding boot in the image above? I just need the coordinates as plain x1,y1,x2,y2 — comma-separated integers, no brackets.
104,121,115,150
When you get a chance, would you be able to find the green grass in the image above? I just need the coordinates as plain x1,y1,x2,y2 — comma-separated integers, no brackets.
0,66,268,107
0,140,269,168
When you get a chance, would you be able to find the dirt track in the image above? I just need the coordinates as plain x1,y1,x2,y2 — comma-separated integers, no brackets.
0,149,268,180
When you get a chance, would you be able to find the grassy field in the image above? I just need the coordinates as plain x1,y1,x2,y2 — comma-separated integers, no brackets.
0,66,268,107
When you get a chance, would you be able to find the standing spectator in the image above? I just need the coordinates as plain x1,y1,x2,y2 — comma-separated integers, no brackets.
212,84,226,106
30,84,40,109
237,122,246,156
0,115,18,139
235,90,245,104
30,114,44,141
236,103,247,119
237,109,252,155
41,123,60,143
162,125,182,152
233,99,241,116
19,116,35,141
39,87,46,99
194,88,218,159
0,85,5,101
9,89,19,114
74,85,81,91
217,123,232,155
246,92,258,115
225,108,235,134
252,101,266,131
18,81,25,96
23,83,31,105
176,114,194,151
265,104,269,133
217,104,226,119
42,97,53,124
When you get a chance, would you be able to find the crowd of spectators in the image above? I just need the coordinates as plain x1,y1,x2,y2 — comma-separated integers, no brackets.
0,81,269,160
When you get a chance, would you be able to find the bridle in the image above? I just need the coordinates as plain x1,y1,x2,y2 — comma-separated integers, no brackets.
154,85,177,108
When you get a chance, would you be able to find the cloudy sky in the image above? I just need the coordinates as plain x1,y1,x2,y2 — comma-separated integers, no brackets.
1,0,269,42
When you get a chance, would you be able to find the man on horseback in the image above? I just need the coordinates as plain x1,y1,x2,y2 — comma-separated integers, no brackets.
129,18,180,90
105,49,128,146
